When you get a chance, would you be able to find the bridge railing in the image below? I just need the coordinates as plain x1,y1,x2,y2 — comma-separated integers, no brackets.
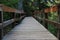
0,4,25,40
33,4,60,40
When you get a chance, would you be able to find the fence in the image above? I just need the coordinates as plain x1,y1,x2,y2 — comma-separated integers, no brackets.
33,4,60,40
0,4,25,40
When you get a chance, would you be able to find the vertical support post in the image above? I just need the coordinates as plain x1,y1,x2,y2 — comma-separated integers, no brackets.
20,14,21,17
18,13,21,22
58,4,60,22
57,4,60,40
0,11,2,40
40,11,43,24
0,6,3,40
42,10,45,26
14,13,17,25
0,12,2,22
0,29,2,40
11,12,16,28
11,12,16,19
10,13,13,19
44,13,48,29
20,14,21,20
57,29,60,40
19,14,21,22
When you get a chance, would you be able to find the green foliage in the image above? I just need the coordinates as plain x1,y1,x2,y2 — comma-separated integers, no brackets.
0,0,18,8
48,24,57,36
23,0,39,16
48,11,58,36
3,12,11,21
48,12,58,22
0,0,18,21
38,0,60,10
36,11,58,36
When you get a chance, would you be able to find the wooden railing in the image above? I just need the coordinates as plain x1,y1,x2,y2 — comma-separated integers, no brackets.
33,4,60,40
0,4,25,40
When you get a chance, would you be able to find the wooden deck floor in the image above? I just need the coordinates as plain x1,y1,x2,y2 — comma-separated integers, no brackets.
2,17,58,40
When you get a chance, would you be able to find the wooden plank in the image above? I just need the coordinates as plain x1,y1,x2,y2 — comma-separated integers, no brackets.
44,13,48,29
44,6,58,13
0,7,3,23
0,4,25,14
0,29,3,40
15,16,25,21
0,19,15,29
57,29,60,40
0,11,2,23
0,6,3,40
44,19,60,28
0,7,2,11
34,16,60,29
3,19,15,27
15,10,25,13
0,23,2,29
44,8,50,13
2,6,24,13
58,4,60,22
57,4,60,40
2,5,16,12
2,17,58,40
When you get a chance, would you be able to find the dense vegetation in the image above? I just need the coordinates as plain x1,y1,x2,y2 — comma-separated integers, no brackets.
0,0,18,8
0,0,60,36
0,0,19,35
23,0,60,36
0,0,19,21
23,0,60,15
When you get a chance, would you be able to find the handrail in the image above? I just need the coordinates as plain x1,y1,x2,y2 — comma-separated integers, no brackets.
0,19,15,29
0,4,26,40
0,4,24,14
44,5,58,13
34,16,60,29
33,4,60,40
0,15,26,29
34,5,58,14
15,15,26,21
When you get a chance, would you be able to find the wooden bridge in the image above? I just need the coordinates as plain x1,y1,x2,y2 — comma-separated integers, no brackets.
0,4,60,40
2,17,58,40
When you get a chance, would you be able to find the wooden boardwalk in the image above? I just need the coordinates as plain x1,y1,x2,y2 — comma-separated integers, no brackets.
2,17,58,40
